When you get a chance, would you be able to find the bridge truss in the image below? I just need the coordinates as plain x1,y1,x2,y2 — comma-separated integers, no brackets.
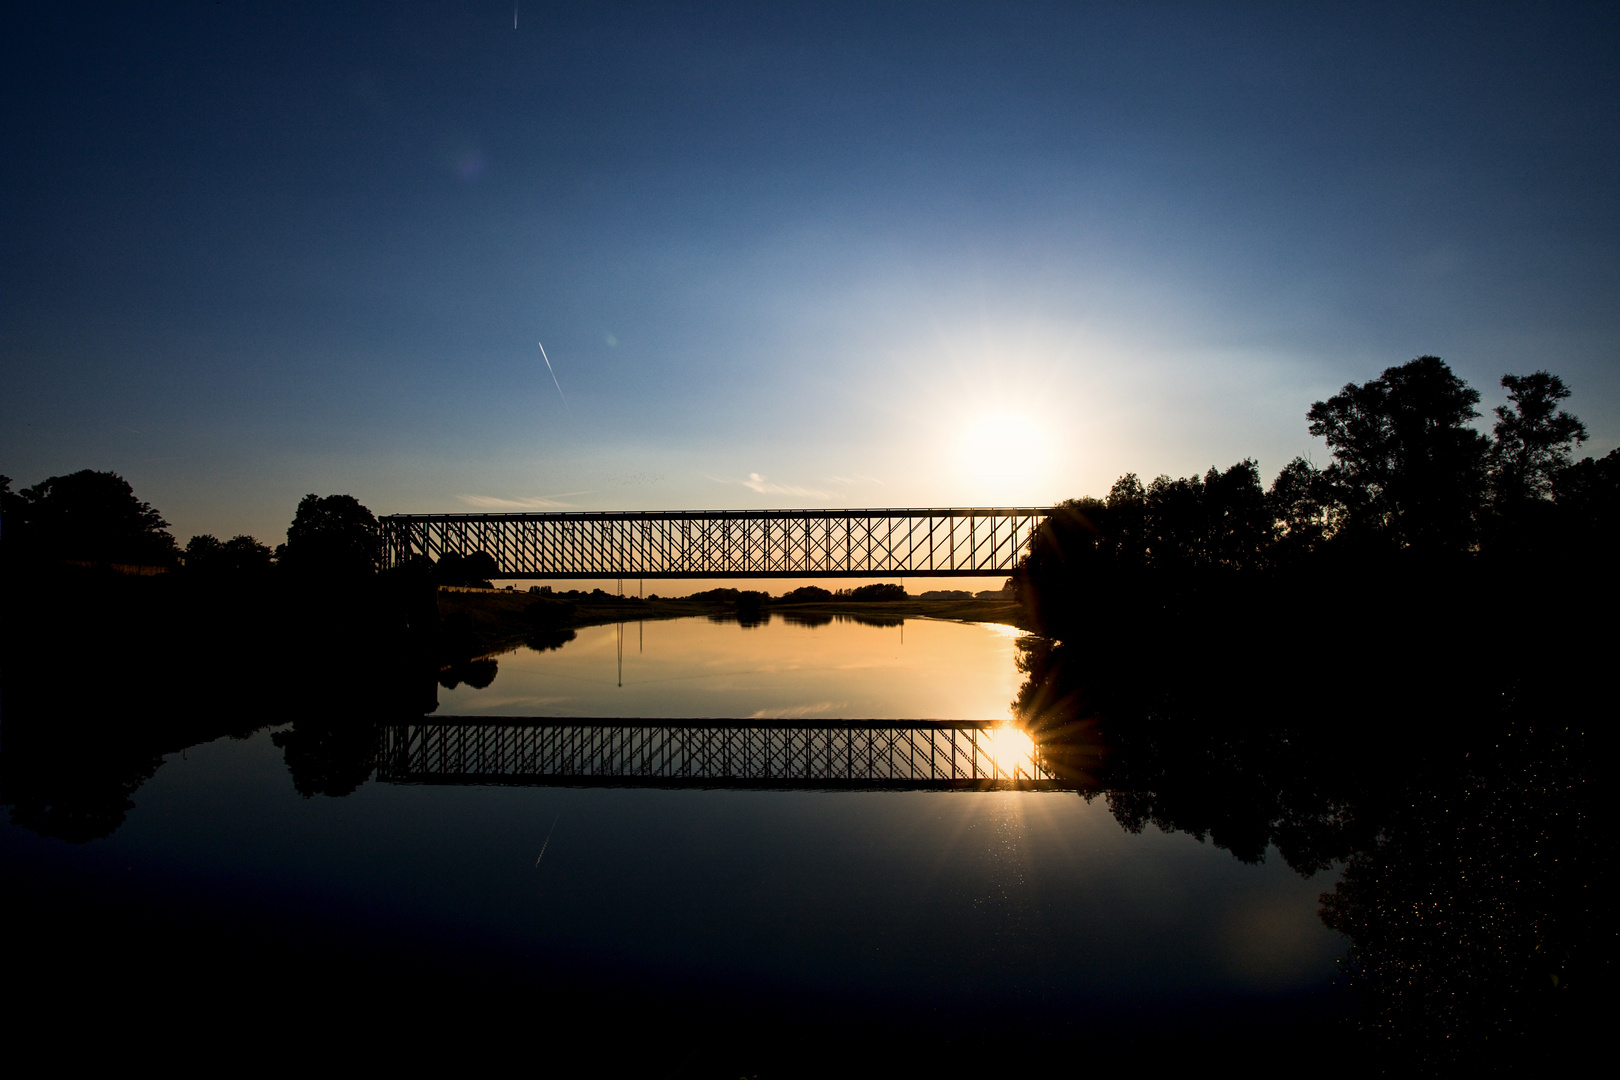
377,508,1049,578
376,718,1067,790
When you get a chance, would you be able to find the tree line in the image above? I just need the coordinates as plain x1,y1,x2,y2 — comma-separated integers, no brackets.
1015,356,1617,637
0,479,508,590
0,476,376,582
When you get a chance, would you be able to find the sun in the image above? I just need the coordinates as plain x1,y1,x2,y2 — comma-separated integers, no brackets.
986,723,1037,778
956,413,1053,491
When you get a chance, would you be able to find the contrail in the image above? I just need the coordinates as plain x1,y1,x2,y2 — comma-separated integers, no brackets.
514,2,518,29
534,814,559,867
538,340,570,413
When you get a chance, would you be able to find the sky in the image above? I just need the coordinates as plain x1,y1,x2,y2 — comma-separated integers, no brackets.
4,1,1618,547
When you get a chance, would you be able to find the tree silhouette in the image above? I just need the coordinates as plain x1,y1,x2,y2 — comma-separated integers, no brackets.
0,474,21,542
1489,371,1589,506
1552,447,1620,527
1307,356,1489,553
781,586,833,602
434,550,498,588
3,469,179,566
1015,460,1278,637
184,533,274,578
278,493,377,581
1267,456,1339,561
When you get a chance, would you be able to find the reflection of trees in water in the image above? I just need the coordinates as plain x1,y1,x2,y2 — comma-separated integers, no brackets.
2,740,166,844
438,656,498,690
709,611,772,629
270,719,380,798
0,567,439,837
779,611,902,629
777,611,831,628
1320,714,1602,1066
522,626,575,653
1014,593,1609,1067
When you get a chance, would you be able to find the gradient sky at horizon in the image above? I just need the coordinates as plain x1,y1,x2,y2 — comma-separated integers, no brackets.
4,1,1618,545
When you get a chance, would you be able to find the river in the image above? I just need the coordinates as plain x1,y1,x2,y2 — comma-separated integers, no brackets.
1,613,1359,1069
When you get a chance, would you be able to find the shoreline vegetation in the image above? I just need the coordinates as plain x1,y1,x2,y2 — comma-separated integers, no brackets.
435,586,1028,668
2,354,1616,1068
999,357,1615,1071
1,353,1613,729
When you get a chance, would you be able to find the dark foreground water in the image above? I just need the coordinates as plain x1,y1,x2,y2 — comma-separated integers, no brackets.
2,613,1602,1074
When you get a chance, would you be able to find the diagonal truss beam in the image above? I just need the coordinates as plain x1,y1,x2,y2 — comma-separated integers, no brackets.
376,508,1049,578
375,718,1067,790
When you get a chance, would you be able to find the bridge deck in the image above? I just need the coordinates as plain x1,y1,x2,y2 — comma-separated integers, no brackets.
378,507,1049,578
376,718,1068,791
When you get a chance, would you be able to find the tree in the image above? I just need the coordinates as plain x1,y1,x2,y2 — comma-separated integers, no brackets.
1142,473,1205,571
278,494,377,580
5,470,179,566
184,533,274,578
433,550,497,588
1552,447,1620,523
1489,371,1588,505
1013,497,1110,638
1268,456,1339,558
0,475,20,537
782,585,833,603
1137,460,1271,573
1306,356,1489,553
1550,447,1620,571
221,535,272,572
1104,474,1146,568
850,582,907,601
1199,458,1273,571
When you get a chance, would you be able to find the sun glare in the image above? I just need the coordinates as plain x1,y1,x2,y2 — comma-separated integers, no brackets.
987,723,1037,778
956,413,1053,493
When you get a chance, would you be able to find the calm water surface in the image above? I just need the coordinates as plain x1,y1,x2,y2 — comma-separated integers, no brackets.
3,615,1343,1022
441,615,1028,719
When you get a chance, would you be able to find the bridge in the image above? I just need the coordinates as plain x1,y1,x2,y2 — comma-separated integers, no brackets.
376,717,1070,791
377,507,1049,578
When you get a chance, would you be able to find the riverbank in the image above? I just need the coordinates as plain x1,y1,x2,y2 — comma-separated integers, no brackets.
437,587,1030,662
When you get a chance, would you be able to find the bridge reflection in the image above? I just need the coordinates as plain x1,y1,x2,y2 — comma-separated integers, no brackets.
377,718,1069,790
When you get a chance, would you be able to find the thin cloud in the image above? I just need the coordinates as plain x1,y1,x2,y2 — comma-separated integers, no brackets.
740,472,834,498
748,702,840,719
457,492,587,510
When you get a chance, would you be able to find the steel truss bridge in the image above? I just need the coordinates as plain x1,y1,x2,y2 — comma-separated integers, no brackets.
377,508,1049,578
376,718,1069,791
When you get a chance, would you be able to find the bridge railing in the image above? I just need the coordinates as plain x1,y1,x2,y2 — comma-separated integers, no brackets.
377,507,1050,578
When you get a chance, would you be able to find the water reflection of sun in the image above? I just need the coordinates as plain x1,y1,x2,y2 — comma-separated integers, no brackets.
987,723,1037,777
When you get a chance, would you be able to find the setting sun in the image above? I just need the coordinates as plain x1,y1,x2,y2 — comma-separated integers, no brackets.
957,414,1054,492
986,723,1037,779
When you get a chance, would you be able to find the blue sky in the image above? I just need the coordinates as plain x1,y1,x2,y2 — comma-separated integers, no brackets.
4,1,1617,545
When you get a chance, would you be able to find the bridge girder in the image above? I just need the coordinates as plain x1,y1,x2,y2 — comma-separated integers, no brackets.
377,508,1050,578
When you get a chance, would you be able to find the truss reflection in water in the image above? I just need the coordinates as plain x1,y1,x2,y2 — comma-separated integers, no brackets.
376,718,1066,790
